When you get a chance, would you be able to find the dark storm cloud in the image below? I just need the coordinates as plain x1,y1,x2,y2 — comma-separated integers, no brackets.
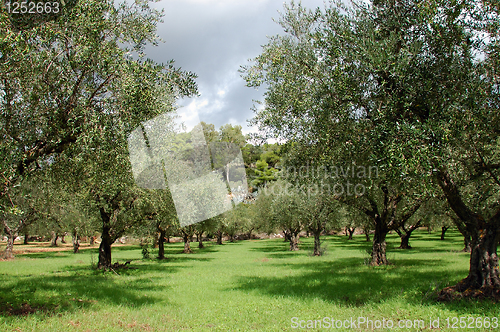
144,0,326,134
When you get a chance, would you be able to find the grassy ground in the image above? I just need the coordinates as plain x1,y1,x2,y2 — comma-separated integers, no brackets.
0,230,499,331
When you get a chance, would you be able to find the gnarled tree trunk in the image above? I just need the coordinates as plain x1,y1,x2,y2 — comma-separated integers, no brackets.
98,226,113,268
460,226,500,290
371,218,389,266
97,207,118,268
436,168,500,299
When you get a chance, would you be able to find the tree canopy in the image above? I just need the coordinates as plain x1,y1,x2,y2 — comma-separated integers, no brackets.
243,0,500,297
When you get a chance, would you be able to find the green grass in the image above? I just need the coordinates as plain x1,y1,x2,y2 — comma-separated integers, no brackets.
1,230,499,331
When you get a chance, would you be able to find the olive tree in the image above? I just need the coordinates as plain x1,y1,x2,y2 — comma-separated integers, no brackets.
244,0,500,298
0,0,197,260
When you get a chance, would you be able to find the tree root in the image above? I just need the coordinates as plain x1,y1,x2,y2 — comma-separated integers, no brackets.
437,284,500,302
100,260,136,272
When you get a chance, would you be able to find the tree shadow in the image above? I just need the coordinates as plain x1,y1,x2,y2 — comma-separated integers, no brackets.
395,246,467,254
250,244,289,253
110,245,143,252
150,255,214,264
229,257,467,308
0,267,168,318
21,251,74,259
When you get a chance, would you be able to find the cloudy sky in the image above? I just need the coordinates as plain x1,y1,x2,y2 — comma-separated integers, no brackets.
144,0,326,137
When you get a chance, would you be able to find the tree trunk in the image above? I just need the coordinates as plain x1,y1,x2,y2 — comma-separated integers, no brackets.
198,232,204,249
50,232,59,247
216,230,223,245
283,230,290,242
98,227,113,268
398,232,412,249
60,234,66,243
72,229,80,253
97,207,115,268
371,219,388,265
182,232,192,253
247,227,254,240
3,227,15,259
347,227,355,240
453,216,472,252
463,234,472,252
23,230,29,245
440,226,449,240
158,229,166,259
289,233,299,251
436,168,500,299
313,232,321,256
90,236,95,245
454,225,500,292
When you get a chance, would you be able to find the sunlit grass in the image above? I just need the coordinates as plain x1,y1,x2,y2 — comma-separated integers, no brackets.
1,229,499,331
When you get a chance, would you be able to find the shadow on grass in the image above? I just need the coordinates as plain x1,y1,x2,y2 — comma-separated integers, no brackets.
21,252,74,259
230,257,470,309
0,268,168,318
250,244,289,253
0,243,221,318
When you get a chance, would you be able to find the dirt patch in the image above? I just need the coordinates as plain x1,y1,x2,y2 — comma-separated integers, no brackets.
0,303,56,316
0,242,129,255
254,258,271,262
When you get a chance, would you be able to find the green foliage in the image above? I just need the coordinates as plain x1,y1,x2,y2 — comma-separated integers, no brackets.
251,160,278,189
219,124,247,148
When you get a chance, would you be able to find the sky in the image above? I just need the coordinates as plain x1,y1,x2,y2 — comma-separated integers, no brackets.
144,0,326,138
